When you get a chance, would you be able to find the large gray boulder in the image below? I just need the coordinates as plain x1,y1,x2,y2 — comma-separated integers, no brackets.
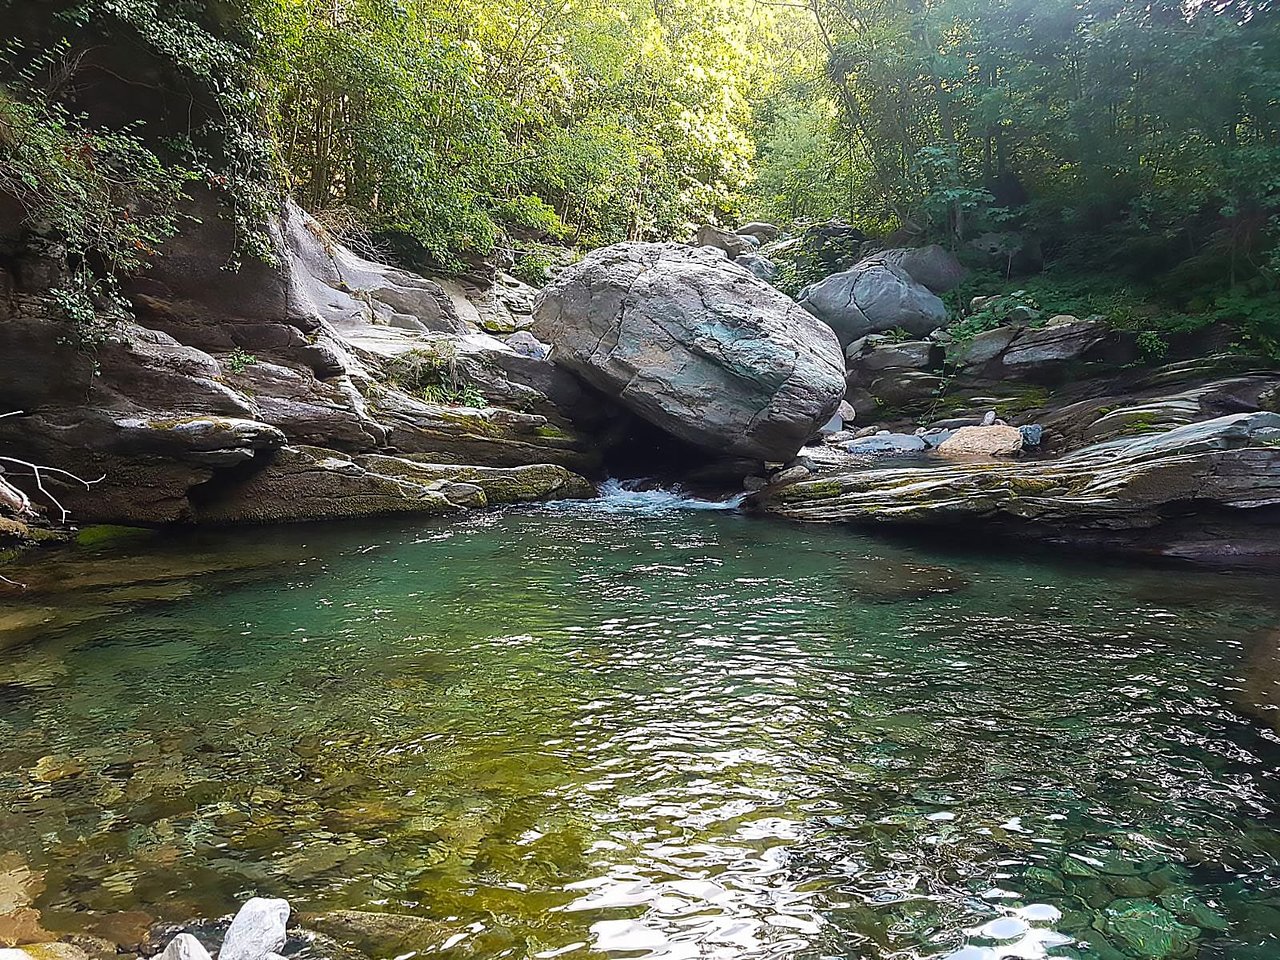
737,221,781,243
874,245,967,294
693,225,753,259
532,242,845,460
798,262,947,347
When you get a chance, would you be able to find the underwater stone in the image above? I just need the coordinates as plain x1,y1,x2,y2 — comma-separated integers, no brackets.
1158,890,1228,933
1102,899,1199,959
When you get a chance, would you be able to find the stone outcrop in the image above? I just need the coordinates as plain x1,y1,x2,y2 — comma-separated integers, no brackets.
751,412,1280,565
0,200,601,526
798,261,947,347
532,242,846,461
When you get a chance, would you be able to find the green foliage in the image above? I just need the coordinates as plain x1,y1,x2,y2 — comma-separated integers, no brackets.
225,348,258,373
255,0,782,268
0,43,188,340
512,249,554,287
386,342,486,408
743,0,1280,354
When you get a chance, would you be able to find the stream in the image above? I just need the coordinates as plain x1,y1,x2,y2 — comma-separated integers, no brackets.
1,488,1278,960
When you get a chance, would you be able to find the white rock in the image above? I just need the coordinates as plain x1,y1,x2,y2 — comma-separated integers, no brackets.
219,898,291,960
159,934,213,960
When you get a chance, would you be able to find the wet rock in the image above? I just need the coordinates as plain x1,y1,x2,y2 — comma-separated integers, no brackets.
219,898,289,960
937,425,1024,457
533,242,845,460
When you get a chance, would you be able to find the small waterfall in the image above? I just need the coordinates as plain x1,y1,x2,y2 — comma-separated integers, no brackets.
549,478,745,515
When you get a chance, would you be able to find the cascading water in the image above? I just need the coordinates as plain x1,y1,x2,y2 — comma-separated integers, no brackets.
545,478,745,515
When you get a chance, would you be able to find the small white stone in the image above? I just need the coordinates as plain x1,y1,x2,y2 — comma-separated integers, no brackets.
219,898,291,960
159,934,213,960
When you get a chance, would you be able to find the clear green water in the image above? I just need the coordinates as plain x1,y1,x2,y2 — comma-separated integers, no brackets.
2,494,1280,960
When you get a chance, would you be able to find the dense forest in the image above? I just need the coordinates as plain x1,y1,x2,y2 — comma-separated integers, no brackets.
2,0,1279,353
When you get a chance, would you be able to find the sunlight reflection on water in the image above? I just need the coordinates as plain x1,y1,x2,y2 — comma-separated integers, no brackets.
0,504,1278,959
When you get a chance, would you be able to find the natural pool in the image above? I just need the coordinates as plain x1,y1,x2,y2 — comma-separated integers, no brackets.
1,490,1279,960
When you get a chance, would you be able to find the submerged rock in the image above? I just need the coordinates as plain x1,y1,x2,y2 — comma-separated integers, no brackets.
305,910,450,956
532,242,845,461
1102,899,1199,959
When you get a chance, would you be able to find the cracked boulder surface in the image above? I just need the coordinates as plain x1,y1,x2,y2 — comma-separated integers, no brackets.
0,200,602,526
750,412,1280,566
531,242,846,462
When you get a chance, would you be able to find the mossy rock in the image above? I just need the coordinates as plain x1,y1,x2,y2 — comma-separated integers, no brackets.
74,524,157,549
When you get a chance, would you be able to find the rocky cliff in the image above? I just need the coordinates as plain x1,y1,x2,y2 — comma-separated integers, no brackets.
0,197,607,535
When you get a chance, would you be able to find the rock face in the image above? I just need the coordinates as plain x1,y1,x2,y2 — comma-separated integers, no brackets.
0,200,603,526
532,243,846,461
736,253,778,282
752,412,1280,565
798,261,947,347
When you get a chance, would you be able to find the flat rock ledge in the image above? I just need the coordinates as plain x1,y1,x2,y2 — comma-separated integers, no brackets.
748,412,1280,565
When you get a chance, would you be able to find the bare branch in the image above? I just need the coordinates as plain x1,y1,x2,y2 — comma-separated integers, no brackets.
0,456,105,523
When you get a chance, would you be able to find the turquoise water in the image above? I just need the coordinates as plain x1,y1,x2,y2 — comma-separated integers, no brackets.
1,492,1279,960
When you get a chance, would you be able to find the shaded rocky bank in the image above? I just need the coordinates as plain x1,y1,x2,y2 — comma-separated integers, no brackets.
3,200,1279,570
